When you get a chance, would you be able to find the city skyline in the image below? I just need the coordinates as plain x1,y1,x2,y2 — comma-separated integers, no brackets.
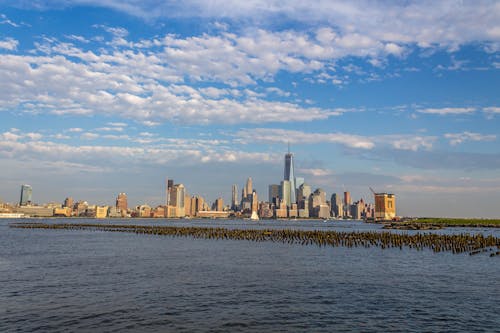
0,1,499,218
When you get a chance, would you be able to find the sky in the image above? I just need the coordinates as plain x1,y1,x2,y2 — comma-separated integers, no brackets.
0,1,499,217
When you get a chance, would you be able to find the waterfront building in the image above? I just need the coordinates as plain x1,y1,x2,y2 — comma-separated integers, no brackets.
166,178,174,206
138,204,151,218
197,210,230,218
167,183,186,217
19,184,32,206
311,188,329,218
96,206,109,219
280,180,291,207
258,202,274,219
275,199,288,218
215,197,224,212
294,177,304,202
196,196,205,213
53,207,72,217
74,201,88,216
289,203,298,218
63,197,74,209
331,193,342,218
231,184,238,211
298,208,309,218
108,206,122,218
116,193,128,213
317,205,331,219
374,193,396,221
184,193,192,217
351,200,365,220
245,177,253,198
15,205,53,217
297,183,311,202
284,150,296,205
152,206,166,218
268,184,280,204
190,196,198,216
343,191,352,218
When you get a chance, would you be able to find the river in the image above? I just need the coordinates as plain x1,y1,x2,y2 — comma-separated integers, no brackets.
1,218,499,332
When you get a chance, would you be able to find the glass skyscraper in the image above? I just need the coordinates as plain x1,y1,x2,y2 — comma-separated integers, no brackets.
19,184,32,206
284,151,296,205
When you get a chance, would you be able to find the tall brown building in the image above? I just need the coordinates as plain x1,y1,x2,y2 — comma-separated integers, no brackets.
116,193,128,212
343,191,351,218
63,197,74,209
374,193,396,221
184,193,192,217
215,197,224,212
245,177,253,199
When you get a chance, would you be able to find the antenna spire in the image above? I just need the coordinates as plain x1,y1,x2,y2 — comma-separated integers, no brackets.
288,141,290,154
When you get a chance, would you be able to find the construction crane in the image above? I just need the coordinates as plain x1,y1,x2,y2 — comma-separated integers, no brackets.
369,187,376,195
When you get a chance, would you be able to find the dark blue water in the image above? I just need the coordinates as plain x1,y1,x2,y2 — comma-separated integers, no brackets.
1,218,499,332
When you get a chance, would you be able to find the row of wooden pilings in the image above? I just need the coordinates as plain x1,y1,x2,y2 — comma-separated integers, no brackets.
10,223,500,256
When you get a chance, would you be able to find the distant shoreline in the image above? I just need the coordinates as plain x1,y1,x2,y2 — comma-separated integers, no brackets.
383,218,500,230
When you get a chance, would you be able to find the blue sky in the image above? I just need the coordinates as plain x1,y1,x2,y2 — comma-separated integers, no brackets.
0,1,499,217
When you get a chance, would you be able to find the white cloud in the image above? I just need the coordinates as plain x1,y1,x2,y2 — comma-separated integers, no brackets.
418,107,476,115
0,38,19,51
96,127,124,132
444,132,496,146
64,34,90,43
381,135,436,151
483,106,500,114
80,132,100,140
29,1,499,51
298,168,333,177
0,13,26,27
0,130,277,172
236,128,375,149
236,128,441,152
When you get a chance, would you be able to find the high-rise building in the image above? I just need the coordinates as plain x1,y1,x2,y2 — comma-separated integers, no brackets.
169,183,186,217
280,180,291,207
63,197,74,209
343,191,352,218
284,150,296,205
374,193,396,221
116,193,128,212
268,184,280,204
166,178,174,206
19,184,32,206
215,197,224,212
330,193,342,217
184,193,192,216
297,183,311,201
294,177,304,201
231,184,238,210
245,177,253,198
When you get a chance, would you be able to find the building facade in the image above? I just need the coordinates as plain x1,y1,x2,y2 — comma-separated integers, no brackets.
374,193,396,221
19,184,32,206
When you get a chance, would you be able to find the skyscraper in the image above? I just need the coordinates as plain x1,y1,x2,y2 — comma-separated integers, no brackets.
169,183,186,217
331,193,342,217
344,191,352,218
231,184,238,210
116,193,128,212
268,184,280,204
63,197,74,209
245,177,253,198
284,148,296,206
166,178,174,206
19,184,32,206
280,180,291,207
